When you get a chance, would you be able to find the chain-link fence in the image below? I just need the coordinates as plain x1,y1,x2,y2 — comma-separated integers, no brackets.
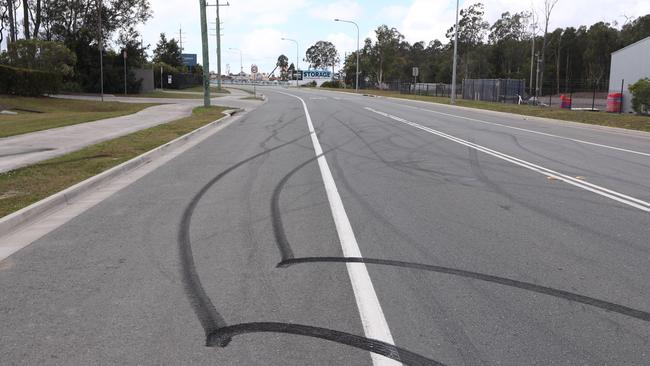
462,79,526,103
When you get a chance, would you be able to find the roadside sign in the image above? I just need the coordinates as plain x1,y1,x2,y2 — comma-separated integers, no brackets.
168,75,172,84
412,67,419,77
181,54,198,67
251,64,258,74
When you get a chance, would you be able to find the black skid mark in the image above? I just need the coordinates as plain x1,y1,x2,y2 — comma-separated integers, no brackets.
178,134,310,345
278,257,650,323
207,322,447,366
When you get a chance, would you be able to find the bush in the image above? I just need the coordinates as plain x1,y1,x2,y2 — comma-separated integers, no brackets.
320,80,345,88
0,64,62,96
1,39,76,77
629,78,650,115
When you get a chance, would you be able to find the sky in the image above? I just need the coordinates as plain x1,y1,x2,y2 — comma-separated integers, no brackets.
138,0,650,75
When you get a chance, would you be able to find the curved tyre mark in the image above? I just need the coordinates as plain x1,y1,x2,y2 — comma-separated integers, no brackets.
279,257,650,323
207,322,447,366
178,134,310,345
271,149,336,261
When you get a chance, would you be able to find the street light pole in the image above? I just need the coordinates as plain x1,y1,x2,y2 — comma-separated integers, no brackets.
229,47,242,74
451,0,459,104
281,38,299,87
206,1,229,91
334,18,359,93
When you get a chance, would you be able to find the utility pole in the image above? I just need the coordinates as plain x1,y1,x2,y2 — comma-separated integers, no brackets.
450,0,459,104
207,1,229,91
334,18,359,92
199,0,211,106
178,24,184,52
97,0,104,102
535,52,541,102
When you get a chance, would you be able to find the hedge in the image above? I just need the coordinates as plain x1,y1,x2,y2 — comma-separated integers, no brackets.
0,64,62,96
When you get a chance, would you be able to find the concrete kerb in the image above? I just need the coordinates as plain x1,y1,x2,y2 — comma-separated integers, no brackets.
0,108,243,237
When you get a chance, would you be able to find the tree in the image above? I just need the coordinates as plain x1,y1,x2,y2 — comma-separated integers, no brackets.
446,3,489,79
373,25,404,85
539,0,559,95
152,33,183,68
489,11,530,78
276,54,288,80
583,21,620,86
620,15,650,46
304,40,339,74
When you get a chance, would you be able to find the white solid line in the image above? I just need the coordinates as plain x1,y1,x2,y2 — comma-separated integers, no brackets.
386,102,650,157
365,107,650,213
277,91,401,365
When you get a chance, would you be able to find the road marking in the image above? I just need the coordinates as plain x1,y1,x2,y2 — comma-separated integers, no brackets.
365,107,650,213
392,103,650,157
277,91,401,366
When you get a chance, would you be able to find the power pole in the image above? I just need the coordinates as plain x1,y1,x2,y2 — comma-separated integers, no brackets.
178,24,184,52
97,0,104,102
199,0,211,107
450,0,459,104
207,1,229,91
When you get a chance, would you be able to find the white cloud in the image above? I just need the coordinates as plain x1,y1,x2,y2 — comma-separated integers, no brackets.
325,32,357,66
309,1,363,21
240,28,286,72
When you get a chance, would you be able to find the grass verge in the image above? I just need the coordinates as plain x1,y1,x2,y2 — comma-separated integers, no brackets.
0,105,228,218
320,88,650,132
182,85,231,94
0,95,158,138
131,91,205,99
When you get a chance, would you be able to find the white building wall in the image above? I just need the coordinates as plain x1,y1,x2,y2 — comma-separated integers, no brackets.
609,36,650,113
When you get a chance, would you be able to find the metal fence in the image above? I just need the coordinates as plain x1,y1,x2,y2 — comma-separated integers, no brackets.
462,79,526,103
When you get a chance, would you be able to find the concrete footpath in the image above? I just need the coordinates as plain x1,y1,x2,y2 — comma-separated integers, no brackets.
0,89,262,173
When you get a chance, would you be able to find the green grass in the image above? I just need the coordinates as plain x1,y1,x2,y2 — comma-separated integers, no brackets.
182,85,231,94
0,105,228,218
0,96,158,138
131,91,204,99
320,88,650,132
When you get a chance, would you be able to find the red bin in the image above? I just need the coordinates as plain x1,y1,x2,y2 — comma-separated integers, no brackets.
607,93,623,113
560,94,572,109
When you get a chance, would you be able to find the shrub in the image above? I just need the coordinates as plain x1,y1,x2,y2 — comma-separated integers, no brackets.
629,78,650,115
321,80,345,89
0,64,63,96
1,39,76,77
321,80,345,88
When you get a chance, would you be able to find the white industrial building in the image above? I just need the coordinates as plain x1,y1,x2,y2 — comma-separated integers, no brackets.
609,36,650,113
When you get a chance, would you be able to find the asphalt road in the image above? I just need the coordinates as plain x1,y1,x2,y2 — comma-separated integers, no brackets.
1,87,649,365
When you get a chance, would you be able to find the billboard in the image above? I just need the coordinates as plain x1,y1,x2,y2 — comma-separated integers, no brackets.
181,54,198,67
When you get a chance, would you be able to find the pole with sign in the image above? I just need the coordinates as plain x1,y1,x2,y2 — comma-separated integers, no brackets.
251,64,258,96
412,67,419,95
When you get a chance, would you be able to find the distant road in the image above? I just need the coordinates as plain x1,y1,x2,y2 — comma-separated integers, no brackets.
1,87,649,365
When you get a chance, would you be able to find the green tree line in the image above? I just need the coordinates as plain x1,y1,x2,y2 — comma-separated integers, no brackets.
342,4,650,94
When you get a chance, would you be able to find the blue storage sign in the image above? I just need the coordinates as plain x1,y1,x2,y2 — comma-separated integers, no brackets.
302,70,332,79
181,54,198,67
